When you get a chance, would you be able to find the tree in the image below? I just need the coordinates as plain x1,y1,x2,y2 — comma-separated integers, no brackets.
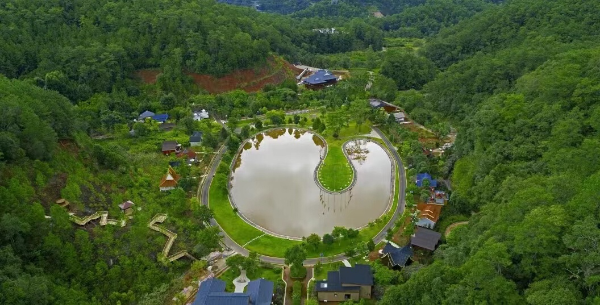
227,135,241,152
367,239,375,251
254,119,263,130
241,125,251,138
326,109,348,138
306,233,321,250
225,253,260,276
349,99,370,131
322,234,334,245
219,127,229,141
292,281,302,305
381,50,437,90
203,132,218,149
293,115,301,124
332,226,348,239
346,228,359,239
266,110,285,126
312,117,322,131
193,204,214,228
285,245,307,278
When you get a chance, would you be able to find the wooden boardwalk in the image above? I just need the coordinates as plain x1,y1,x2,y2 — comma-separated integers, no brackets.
69,211,126,227
148,213,197,262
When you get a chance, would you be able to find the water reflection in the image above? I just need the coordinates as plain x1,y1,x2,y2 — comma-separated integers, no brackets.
346,139,370,165
230,128,392,237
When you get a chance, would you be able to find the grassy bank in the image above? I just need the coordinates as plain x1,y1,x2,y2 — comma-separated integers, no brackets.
317,140,354,192
209,176,264,245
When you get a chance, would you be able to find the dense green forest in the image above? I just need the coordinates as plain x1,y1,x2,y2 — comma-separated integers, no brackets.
379,0,600,303
0,0,382,102
1,0,600,303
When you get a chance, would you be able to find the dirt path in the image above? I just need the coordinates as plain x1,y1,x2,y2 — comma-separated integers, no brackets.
445,221,468,237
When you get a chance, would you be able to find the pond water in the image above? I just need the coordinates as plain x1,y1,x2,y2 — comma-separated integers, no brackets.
230,128,393,238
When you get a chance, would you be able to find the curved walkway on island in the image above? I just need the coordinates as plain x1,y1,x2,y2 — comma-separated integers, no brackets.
199,127,407,265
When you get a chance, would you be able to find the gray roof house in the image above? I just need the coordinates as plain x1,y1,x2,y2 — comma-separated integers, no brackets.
190,131,203,146
393,112,406,122
138,110,155,121
316,264,373,302
411,227,442,251
381,242,413,268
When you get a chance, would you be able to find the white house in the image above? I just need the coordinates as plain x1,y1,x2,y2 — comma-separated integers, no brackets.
193,110,209,121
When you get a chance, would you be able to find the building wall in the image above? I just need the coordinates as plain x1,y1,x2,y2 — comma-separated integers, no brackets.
190,142,201,147
317,291,360,302
359,285,372,299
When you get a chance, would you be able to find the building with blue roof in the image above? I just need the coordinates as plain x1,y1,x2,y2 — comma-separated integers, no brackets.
302,70,338,89
138,110,155,121
416,173,437,188
192,278,274,305
381,242,413,268
151,113,169,123
246,278,274,305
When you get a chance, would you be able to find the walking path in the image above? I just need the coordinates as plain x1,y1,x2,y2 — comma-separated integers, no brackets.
69,211,126,227
198,126,407,265
147,213,197,262
444,221,468,237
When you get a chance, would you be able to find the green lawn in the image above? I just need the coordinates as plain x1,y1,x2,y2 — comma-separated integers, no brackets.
219,264,283,292
209,177,264,245
317,140,354,192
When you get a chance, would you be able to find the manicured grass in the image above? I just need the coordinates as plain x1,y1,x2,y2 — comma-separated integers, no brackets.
209,177,263,245
317,140,354,192
313,261,345,280
219,264,284,292
246,235,302,258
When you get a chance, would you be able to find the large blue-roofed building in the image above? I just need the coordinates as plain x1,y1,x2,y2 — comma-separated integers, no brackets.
192,278,274,305
302,69,338,89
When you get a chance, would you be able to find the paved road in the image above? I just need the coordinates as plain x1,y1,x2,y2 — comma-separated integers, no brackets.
199,127,406,266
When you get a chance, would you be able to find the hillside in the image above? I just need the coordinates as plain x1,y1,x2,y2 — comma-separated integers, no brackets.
137,57,302,94
1,0,600,303
378,0,600,303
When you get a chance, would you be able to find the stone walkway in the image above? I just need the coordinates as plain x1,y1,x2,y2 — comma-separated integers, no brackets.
233,270,249,293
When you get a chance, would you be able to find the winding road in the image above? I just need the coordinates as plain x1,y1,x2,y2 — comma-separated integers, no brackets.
199,126,406,265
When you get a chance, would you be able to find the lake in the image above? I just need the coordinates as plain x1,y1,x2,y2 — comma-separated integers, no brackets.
230,128,393,238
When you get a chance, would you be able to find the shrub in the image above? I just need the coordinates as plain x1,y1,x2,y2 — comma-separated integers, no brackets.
292,281,302,305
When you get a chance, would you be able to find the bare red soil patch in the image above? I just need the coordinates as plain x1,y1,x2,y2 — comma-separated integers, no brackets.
136,57,302,94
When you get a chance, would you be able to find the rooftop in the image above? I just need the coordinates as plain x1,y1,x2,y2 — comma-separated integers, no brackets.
152,113,169,123
416,173,437,188
190,131,203,142
119,200,134,210
138,110,155,120
411,227,442,251
303,70,338,85
417,203,442,223
162,141,178,151
192,278,274,305
315,264,373,292
382,242,413,267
